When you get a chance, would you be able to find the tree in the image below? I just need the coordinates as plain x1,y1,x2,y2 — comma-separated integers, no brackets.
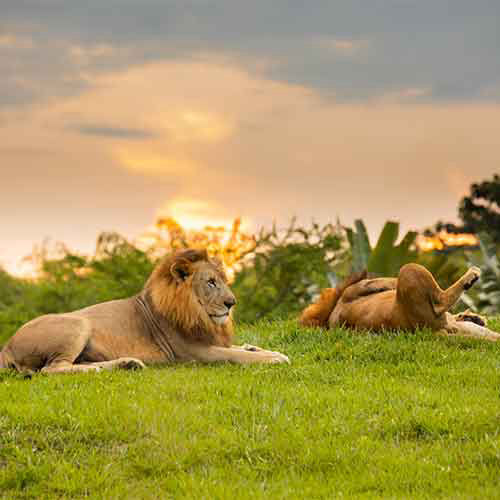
459,174,500,243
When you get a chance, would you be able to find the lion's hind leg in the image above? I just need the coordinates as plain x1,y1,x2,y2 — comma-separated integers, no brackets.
396,264,482,327
340,277,398,303
5,315,146,375
432,266,481,316
36,318,146,374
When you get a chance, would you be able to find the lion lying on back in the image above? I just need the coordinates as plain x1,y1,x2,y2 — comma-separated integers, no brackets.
0,249,289,374
300,263,500,341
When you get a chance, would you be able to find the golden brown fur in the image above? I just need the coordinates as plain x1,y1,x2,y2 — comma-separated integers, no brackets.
300,263,500,341
299,271,367,327
146,249,233,347
0,248,289,374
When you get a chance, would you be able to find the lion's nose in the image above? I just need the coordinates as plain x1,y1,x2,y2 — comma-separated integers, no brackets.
224,298,236,310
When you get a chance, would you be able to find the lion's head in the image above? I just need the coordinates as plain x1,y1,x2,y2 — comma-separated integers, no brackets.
144,248,236,346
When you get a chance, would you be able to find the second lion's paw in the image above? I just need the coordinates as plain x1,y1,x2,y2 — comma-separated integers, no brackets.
464,266,481,290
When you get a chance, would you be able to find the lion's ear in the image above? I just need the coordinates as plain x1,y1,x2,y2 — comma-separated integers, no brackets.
210,257,227,280
170,258,192,283
210,256,224,271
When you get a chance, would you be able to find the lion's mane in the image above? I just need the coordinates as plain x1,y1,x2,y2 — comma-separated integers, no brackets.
144,249,234,347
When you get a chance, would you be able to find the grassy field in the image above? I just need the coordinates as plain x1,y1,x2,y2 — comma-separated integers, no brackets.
1,318,500,499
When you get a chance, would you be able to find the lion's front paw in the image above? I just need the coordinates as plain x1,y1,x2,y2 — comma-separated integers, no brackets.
463,266,481,290
116,357,146,370
262,351,290,364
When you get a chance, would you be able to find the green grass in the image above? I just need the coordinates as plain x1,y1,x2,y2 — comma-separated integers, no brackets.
1,319,500,499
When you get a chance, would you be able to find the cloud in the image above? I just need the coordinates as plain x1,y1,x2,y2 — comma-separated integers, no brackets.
18,57,497,229
68,44,115,62
313,37,370,55
1,1,500,107
0,34,33,49
0,37,93,109
114,146,199,176
1,54,500,271
378,86,433,103
67,123,155,139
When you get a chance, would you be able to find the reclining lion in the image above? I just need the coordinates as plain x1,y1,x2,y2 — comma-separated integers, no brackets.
0,248,289,374
300,263,500,341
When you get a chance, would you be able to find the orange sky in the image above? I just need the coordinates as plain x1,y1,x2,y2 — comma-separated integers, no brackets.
1,3,499,274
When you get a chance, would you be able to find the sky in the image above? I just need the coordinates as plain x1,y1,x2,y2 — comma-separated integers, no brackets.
1,1,499,274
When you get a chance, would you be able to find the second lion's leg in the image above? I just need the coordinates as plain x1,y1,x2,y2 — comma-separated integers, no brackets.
442,314,500,342
433,267,481,316
340,278,398,302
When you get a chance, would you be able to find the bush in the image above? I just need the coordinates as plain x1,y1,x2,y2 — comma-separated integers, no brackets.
232,219,347,322
462,233,500,314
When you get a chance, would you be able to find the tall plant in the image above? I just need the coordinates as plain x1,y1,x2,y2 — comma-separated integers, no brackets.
346,219,417,276
462,233,500,314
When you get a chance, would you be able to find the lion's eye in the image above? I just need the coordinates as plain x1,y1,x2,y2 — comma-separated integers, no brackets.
207,278,217,288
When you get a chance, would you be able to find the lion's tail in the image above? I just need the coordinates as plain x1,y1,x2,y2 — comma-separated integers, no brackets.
299,271,367,328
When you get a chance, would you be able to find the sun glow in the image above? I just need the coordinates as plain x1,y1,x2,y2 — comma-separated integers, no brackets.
135,199,255,280
416,231,479,252
160,198,237,231
1,256,36,278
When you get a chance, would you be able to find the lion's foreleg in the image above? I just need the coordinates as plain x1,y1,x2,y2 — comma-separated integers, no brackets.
41,357,145,374
186,345,290,364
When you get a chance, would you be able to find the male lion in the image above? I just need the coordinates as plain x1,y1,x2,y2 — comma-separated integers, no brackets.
0,249,289,374
299,263,500,341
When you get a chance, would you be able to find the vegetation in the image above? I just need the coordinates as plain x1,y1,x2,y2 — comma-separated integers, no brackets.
1,319,500,498
459,174,500,243
233,220,347,323
462,233,500,314
433,173,500,244
346,219,417,275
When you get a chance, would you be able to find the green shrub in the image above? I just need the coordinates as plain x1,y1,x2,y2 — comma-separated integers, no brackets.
462,233,500,314
232,219,347,322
